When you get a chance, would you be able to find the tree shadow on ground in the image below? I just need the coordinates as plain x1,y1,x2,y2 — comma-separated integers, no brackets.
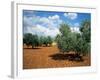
49,53,83,62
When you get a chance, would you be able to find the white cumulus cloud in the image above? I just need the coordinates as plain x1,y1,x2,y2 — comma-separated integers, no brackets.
48,15,60,20
23,14,62,37
70,27,80,33
32,24,60,37
64,13,78,20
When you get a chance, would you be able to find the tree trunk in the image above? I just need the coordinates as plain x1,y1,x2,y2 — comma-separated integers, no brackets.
32,46,34,49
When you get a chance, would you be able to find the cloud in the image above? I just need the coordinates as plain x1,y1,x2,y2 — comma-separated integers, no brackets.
70,23,80,33
39,17,50,23
23,16,40,27
39,15,62,28
23,14,62,37
69,22,80,33
70,27,80,33
64,13,78,20
48,15,59,20
31,24,60,37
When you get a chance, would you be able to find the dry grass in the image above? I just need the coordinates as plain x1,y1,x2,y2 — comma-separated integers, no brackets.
23,46,91,69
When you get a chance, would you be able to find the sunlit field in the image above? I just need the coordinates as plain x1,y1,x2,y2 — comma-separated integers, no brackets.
23,45,90,69
23,10,91,69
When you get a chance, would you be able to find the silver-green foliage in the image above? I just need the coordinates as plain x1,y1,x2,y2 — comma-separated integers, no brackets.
56,20,90,55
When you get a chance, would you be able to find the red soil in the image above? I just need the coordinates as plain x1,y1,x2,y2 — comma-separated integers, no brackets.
23,46,90,69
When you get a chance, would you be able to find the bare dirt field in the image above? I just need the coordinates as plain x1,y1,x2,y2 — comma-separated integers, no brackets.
23,46,91,69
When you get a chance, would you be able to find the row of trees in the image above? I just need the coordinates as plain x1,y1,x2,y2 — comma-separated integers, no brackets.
23,34,53,48
56,20,90,56
23,20,90,56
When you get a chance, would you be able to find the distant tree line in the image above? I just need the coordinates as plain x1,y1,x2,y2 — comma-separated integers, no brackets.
23,33,53,48
56,20,91,56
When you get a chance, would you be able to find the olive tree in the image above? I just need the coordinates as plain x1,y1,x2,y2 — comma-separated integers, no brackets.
56,23,72,54
56,21,91,56
79,20,91,55
80,20,91,42
23,33,33,47
23,33,40,48
47,36,53,46
31,34,39,48
38,36,44,46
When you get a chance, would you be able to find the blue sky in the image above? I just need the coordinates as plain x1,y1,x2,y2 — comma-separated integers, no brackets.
23,10,91,37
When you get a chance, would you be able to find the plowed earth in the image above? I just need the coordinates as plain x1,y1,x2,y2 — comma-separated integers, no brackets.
23,46,90,69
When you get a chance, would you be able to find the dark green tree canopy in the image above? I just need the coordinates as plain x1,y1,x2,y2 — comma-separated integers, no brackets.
23,33,33,47
23,33,53,48
80,20,91,42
